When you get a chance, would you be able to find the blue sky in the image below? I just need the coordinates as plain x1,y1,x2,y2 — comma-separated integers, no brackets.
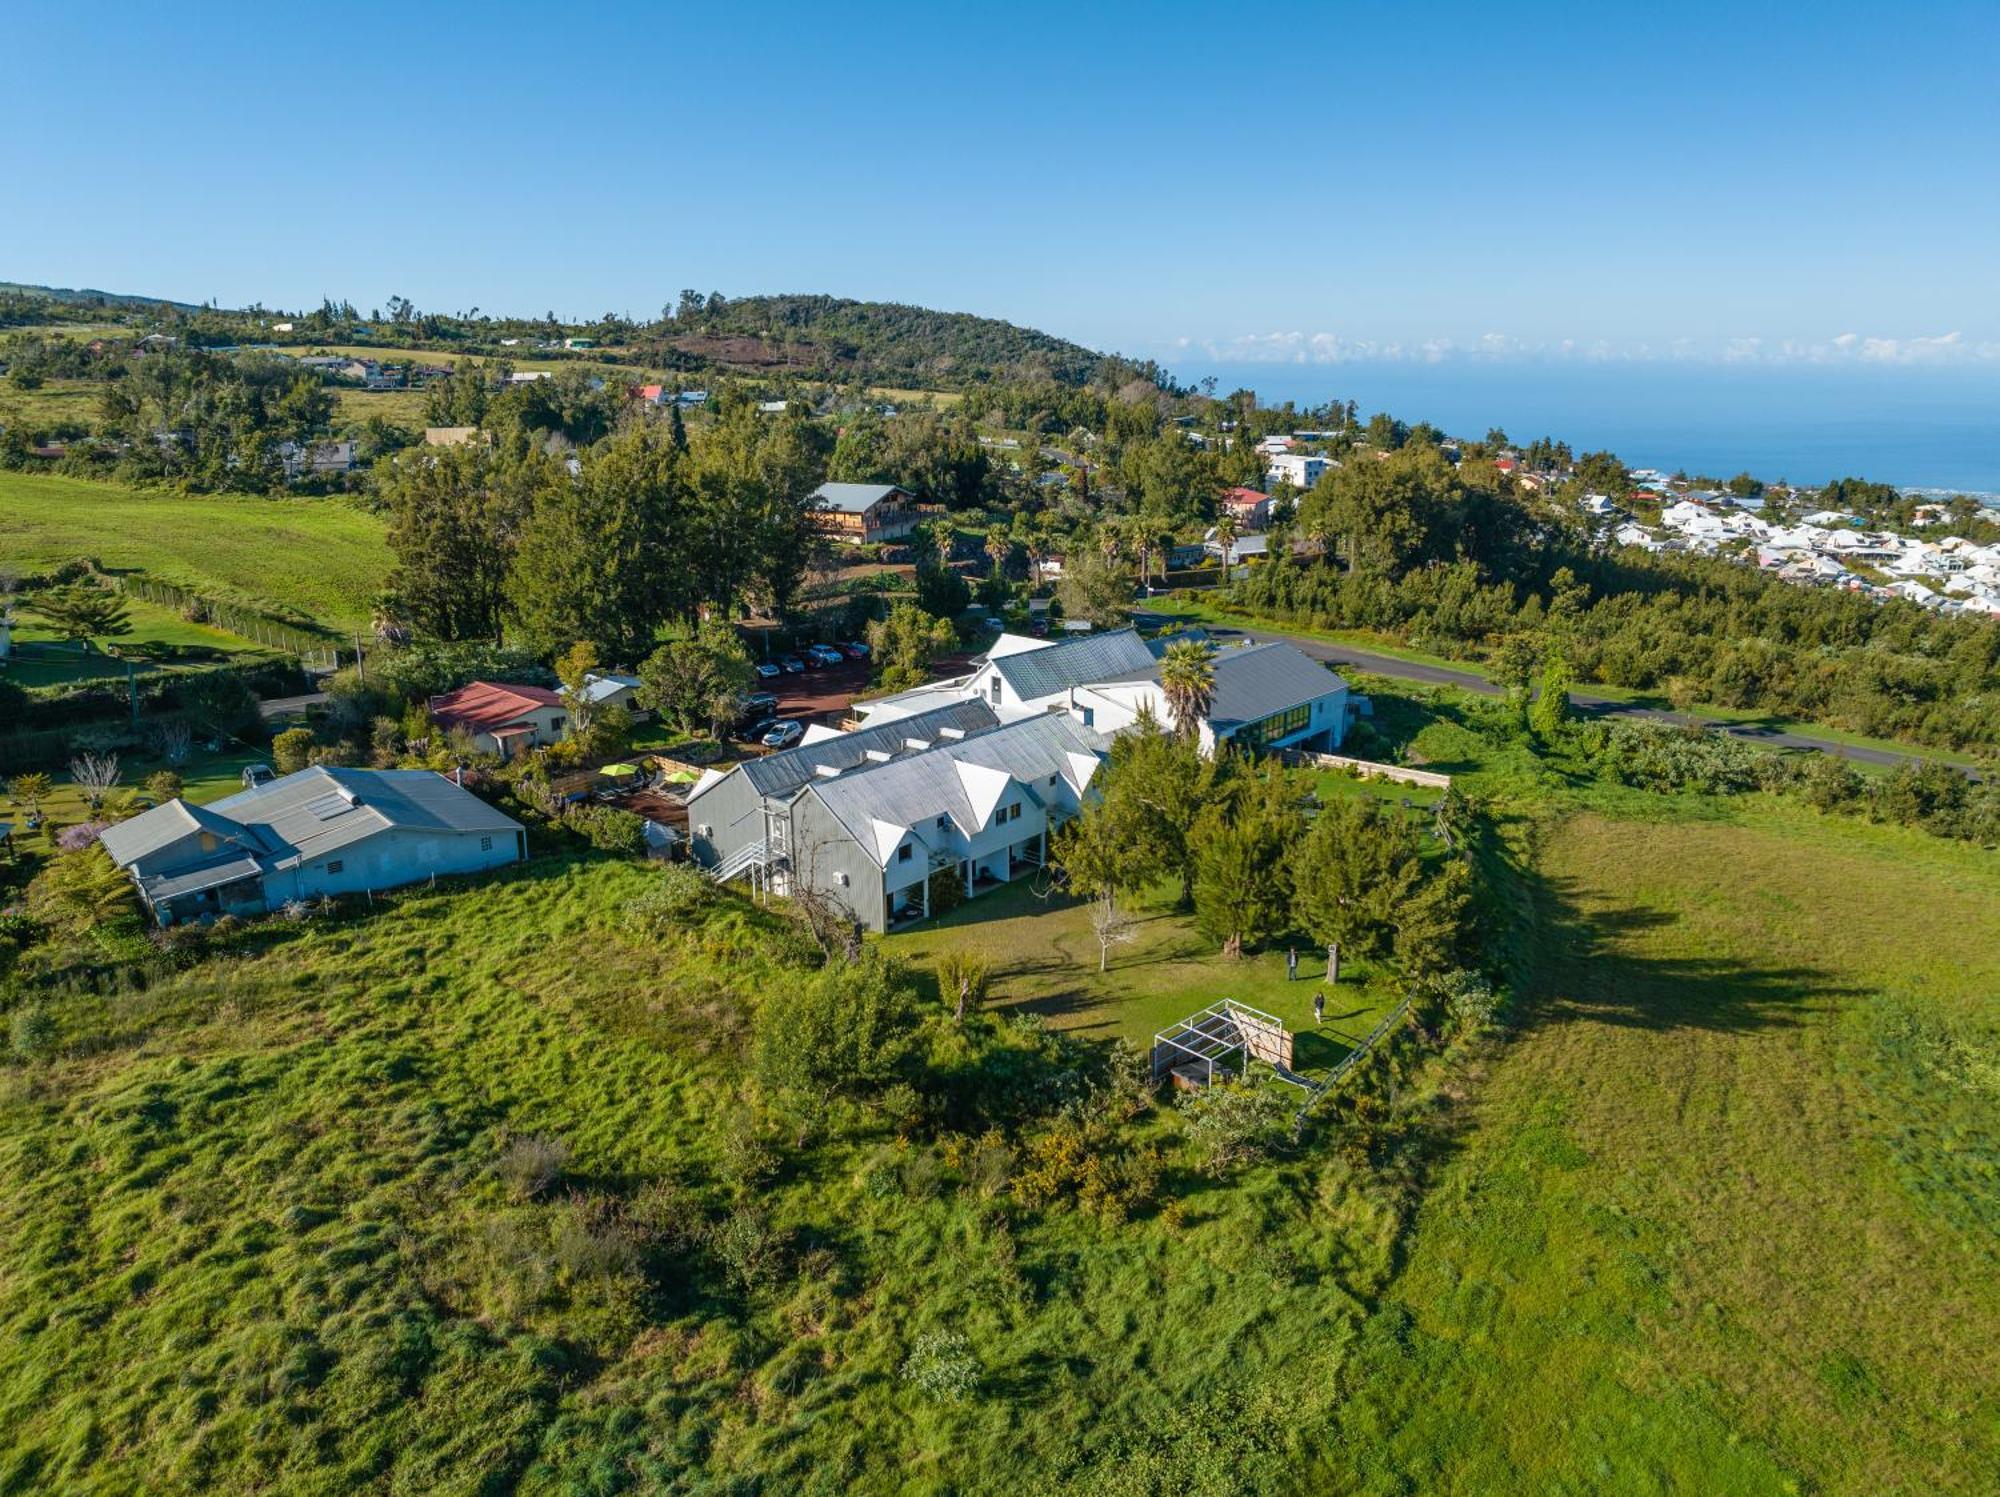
5,0,1998,369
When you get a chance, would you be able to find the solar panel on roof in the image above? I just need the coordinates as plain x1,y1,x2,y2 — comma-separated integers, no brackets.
305,792,354,820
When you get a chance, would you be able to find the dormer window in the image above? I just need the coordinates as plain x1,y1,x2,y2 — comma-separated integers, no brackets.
898,843,913,863
988,677,1002,704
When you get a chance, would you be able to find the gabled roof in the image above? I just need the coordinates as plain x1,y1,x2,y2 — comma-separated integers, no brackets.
428,680,563,732
98,797,257,866
811,481,912,514
721,699,1002,800
1087,641,1345,736
989,627,1155,701
101,768,522,887
805,714,1106,867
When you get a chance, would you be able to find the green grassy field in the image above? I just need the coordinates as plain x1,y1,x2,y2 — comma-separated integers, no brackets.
0,471,389,630
887,878,1399,1065
2,678,1995,1492
6,596,269,687
1326,802,2000,1493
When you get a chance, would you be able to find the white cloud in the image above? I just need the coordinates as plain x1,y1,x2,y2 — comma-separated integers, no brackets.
1181,327,2000,367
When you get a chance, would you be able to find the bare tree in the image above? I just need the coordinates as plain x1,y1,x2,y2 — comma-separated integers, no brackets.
1087,894,1139,974
154,719,193,767
70,752,122,812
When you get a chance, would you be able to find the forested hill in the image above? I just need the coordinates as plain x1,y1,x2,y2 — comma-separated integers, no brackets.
0,279,1169,394
660,292,1168,391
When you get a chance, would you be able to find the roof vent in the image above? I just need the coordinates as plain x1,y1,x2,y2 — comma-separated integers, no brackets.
903,738,931,751
939,727,965,740
864,749,891,763
814,764,843,779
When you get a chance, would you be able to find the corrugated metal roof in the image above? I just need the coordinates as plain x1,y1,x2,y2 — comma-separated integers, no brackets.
99,798,259,866
992,628,1155,701
806,713,1105,866
811,482,909,514
1206,643,1346,732
1089,641,1345,733
732,700,1001,798
140,855,265,903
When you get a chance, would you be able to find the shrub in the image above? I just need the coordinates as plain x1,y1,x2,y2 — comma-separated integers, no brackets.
709,1205,786,1294
11,1003,59,1059
55,821,108,852
271,727,316,775
900,1330,980,1401
144,769,184,802
1177,1083,1291,1176
627,864,716,934
552,1196,645,1281
1433,969,1500,1036
562,804,647,855
495,1134,572,1200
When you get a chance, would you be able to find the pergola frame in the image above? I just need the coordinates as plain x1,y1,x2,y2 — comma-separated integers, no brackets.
1151,1000,1287,1089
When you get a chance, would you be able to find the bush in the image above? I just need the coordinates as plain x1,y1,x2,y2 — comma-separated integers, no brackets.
144,769,184,802
11,1003,59,1059
562,804,647,855
495,1135,572,1200
271,727,316,775
627,864,716,934
709,1205,786,1294
1177,1083,1291,1176
900,1330,980,1402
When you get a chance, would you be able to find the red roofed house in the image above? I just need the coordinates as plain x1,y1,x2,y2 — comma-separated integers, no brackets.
1494,456,1520,474
630,383,670,405
427,681,568,760
1220,486,1275,531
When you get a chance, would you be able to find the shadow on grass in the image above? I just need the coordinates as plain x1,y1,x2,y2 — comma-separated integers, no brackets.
1514,866,1855,1037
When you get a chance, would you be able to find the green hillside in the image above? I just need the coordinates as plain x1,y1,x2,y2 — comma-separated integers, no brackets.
0,471,390,630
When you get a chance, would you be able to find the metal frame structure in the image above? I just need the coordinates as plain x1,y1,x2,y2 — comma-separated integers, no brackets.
1150,1000,1291,1089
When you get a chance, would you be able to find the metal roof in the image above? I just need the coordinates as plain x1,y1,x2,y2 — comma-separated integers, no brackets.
1091,641,1345,735
99,797,259,866
805,713,1105,867
103,768,522,891
140,855,265,903
810,481,910,514
724,699,1001,799
990,628,1155,701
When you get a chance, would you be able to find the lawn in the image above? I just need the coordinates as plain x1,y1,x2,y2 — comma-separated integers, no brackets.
5,596,270,688
0,470,390,630
885,878,1401,1069
1325,801,2000,1493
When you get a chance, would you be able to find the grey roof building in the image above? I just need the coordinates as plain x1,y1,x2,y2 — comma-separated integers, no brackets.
809,481,919,543
99,766,525,925
686,700,1001,877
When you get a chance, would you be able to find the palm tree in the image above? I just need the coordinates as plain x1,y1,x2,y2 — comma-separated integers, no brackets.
1158,639,1217,740
984,526,1011,582
1213,512,1241,572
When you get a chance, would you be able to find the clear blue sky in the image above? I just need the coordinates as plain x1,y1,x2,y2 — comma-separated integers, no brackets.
5,0,1997,369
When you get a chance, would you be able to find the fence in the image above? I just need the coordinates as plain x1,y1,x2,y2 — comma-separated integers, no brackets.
108,574,342,667
1290,751,1452,790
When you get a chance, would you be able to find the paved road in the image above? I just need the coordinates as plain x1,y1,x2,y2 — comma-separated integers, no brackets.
1136,612,1952,772
258,691,329,718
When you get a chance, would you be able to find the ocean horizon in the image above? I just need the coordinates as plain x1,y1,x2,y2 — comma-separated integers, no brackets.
1162,359,2000,499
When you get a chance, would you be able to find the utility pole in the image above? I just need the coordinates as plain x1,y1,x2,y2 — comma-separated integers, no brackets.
1327,942,1340,986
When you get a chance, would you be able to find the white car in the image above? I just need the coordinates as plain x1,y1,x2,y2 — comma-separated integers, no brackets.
761,720,805,749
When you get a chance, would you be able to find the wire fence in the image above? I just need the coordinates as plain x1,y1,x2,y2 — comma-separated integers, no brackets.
107,574,342,668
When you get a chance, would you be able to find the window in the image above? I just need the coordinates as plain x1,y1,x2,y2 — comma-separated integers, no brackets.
325,860,344,874
549,716,565,733
988,677,1003,705
1080,707,1095,728
1048,773,1059,787
898,844,913,863
480,836,493,852
936,815,952,832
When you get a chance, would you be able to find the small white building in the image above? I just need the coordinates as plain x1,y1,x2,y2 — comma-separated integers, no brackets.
1266,452,1330,491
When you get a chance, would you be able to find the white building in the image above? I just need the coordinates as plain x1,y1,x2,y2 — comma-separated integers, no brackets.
1265,452,1330,491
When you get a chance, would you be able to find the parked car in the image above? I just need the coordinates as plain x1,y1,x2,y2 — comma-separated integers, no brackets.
808,644,845,666
755,660,782,679
741,691,779,715
241,764,276,789
761,720,805,749
840,641,871,660
779,655,806,674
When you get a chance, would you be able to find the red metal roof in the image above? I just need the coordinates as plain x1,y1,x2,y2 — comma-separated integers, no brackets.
428,680,563,733
1221,487,1269,507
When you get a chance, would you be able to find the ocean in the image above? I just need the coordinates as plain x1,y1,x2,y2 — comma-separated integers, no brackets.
1165,360,2000,499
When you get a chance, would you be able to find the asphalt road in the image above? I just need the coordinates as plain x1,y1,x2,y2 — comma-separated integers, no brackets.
1136,612,1950,772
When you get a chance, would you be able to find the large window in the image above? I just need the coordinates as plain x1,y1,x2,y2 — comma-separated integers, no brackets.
1236,701,1311,750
